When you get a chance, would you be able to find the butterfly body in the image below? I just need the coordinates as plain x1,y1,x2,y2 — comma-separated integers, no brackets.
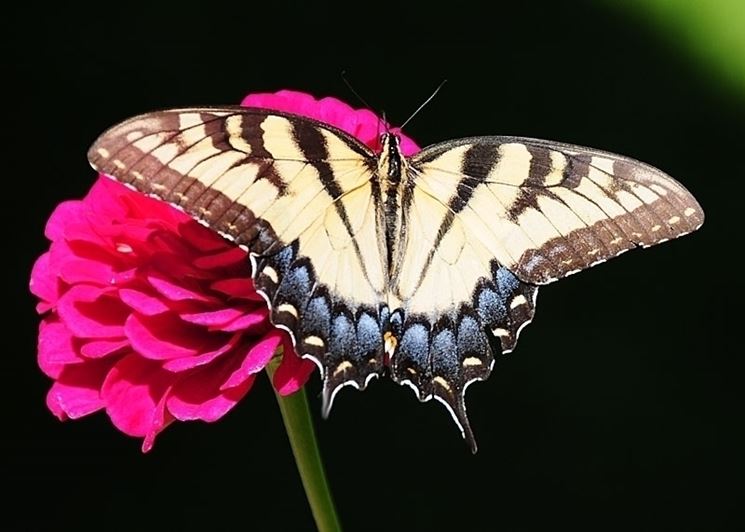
378,134,408,274
89,106,703,452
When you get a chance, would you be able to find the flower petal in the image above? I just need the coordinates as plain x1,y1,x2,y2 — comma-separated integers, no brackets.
119,288,171,316
141,392,173,453
147,273,217,303
57,284,127,338
210,278,264,301
80,338,130,359
85,176,132,219
46,357,114,419
162,333,240,372
30,252,59,311
221,309,268,333
168,356,255,422
101,354,176,438
242,90,319,117
180,307,246,328
272,337,316,395
38,318,84,378
59,257,116,285
44,200,86,241
178,220,230,252
192,247,247,270
222,330,283,389
124,313,228,360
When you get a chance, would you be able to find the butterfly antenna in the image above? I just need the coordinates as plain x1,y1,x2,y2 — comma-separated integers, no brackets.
341,70,378,113
399,79,447,131
341,70,388,146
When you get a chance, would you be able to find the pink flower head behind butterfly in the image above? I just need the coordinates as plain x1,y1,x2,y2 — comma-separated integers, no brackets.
30,90,420,451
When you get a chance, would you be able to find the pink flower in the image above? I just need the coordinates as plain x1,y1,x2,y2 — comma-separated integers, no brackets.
30,90,420,451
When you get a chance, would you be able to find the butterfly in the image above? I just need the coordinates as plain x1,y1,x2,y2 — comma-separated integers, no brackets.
88,106,704,452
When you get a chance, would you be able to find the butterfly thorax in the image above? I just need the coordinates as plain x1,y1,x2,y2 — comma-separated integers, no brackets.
377,133,409,283
378,133,405,186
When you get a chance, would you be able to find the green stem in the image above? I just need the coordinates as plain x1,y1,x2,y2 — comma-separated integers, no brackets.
266,358,342,532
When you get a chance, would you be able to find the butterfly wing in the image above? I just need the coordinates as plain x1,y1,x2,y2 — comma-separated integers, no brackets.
88,108,389,409
411,137,704,284
390,136,703,451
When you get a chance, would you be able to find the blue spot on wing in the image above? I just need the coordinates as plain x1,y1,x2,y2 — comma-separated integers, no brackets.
356,311,382,361
400,323,430,368
329,311,355,357
431,328,458,375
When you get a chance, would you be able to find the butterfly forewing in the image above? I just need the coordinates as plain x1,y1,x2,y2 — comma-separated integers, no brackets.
409,137,704,285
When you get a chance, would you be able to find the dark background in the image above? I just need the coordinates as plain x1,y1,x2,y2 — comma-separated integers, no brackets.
7,2,743,530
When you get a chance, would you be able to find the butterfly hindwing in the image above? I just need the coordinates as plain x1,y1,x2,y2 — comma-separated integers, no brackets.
391,264,537,452
88,108,390,406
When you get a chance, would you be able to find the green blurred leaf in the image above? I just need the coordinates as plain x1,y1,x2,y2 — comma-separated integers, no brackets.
611,0,745,96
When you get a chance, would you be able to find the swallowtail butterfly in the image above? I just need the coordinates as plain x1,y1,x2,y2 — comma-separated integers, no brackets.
88,106,704,452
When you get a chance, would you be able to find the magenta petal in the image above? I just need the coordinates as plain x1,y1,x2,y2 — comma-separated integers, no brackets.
30,252,59,310
112,267,138,286
180,307,245,328
47,236,76,272
62,220,109,247
147,228,197,257
44,200,86,241
38,318,84,378
178,220,229,252
147,273,217,303
85,177,131,219
101,354,176,438
272,339,316,395
125,313,228,360
167,357,254,422
210,278,264,300
57,285,127,338
141,393,173,453
119,288,171,316
221,309,268,332
192,247,246,270
46,387,67,420
222,331,282,390
148,252,208,281
80,338,130,359
47,358,114,419
59,258,115,285
163,333,240,372
242,90,318,116
318,96,362,136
